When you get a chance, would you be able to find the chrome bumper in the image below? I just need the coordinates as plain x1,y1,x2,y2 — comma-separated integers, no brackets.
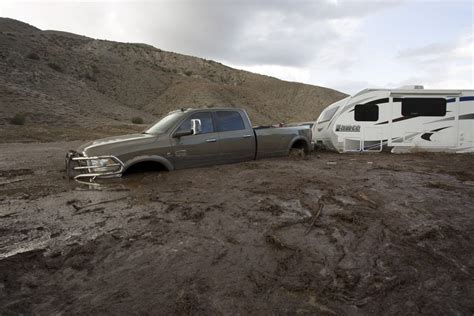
66,151,124,180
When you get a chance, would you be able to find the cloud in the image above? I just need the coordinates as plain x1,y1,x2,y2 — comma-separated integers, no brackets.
4,0,469,96
394,34,474,89
397,35,474,63
0,0,398,68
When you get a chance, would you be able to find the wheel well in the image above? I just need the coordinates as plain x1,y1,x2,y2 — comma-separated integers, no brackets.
123,160,168,176
291,139,309,153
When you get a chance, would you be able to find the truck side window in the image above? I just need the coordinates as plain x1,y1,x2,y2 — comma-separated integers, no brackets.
177,112,214,134
354,104,379,121
401,98,446,116
216,111,245,132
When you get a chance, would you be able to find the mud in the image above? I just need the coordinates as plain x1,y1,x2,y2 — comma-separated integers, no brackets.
0,142,473,314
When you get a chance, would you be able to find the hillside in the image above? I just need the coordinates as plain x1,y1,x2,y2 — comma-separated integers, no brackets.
0,18,346,142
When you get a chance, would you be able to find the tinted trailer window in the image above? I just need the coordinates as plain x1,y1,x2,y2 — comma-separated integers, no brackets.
402,98,446,116
354,104,379,121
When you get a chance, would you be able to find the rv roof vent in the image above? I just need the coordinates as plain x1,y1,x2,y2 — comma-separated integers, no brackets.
397,85,424,90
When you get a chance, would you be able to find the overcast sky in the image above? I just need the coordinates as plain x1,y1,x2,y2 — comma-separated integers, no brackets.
1,0,473,94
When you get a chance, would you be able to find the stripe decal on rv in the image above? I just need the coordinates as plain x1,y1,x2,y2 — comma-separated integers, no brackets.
375,115,418,125
425,113,473,124
447,96,474,103
425,117,455,124
421,127,451,141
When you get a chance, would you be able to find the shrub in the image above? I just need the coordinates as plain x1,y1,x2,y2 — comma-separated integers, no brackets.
91,64,100,73
131,117,144,124
26,52,40,60
47,62,63,73
184,70,193,76
84,72,97,82
10,113,26,125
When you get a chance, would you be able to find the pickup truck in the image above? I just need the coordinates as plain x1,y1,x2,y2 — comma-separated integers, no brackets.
66,108,311,180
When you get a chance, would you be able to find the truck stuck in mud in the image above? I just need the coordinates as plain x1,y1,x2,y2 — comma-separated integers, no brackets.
66,108,312,180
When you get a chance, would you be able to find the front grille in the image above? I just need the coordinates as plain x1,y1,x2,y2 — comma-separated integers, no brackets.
66,151,124,180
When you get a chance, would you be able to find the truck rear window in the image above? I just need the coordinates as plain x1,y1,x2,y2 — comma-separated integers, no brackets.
216,111,245,132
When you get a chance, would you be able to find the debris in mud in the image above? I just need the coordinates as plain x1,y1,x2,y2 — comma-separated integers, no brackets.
264,233,295,251
0,179,24,186
70,196,129,211
353,192,378,209
0,169,33,178
304,201,324,235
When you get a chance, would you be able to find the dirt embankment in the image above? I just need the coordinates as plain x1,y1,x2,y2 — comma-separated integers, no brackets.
0,142,473,314
0,18,346,143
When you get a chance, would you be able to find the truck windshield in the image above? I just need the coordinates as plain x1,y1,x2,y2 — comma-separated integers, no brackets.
144,112,185,134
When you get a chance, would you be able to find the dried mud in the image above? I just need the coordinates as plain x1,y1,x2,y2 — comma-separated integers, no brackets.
0,142,473,314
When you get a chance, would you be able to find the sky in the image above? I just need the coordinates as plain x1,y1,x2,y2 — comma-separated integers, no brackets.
1,0,473,94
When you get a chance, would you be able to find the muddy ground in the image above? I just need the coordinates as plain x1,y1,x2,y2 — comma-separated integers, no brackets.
0,142,473,315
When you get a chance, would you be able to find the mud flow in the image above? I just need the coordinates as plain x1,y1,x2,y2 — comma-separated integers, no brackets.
0,142,473,314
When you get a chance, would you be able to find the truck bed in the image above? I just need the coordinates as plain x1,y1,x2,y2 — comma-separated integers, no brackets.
254,126,312,159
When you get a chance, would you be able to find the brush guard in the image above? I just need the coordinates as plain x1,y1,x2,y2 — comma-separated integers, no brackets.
66,151,124,181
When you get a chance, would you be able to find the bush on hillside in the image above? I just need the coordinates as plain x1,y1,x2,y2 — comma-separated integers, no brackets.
26,52,40,60
47,62,63,73
10,113,26,125
131,117,144,124
84,72,97,82
91,64,100,73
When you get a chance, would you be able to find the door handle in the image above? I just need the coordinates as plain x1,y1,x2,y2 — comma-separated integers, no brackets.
206,138,217,143
243,134,252,138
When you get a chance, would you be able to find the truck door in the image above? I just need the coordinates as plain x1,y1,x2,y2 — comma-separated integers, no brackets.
215,110,256,163
170,111,220,169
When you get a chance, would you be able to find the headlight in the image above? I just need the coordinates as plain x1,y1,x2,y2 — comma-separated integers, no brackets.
88,158,118,172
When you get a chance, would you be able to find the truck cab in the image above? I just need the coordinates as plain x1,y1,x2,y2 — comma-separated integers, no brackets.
66,108,311,180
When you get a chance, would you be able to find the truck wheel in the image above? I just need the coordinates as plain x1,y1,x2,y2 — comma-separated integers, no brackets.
289,148,306,158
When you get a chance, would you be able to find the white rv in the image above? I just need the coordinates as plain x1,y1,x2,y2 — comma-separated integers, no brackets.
312,86,474,153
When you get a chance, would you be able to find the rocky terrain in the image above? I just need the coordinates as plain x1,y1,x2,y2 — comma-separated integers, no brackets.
0,18,345,143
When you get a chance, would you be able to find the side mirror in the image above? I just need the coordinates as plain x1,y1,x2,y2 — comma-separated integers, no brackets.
191,119,202,135
173,129,193,138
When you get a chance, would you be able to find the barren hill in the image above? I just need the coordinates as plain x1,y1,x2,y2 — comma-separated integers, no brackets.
0,18,346,142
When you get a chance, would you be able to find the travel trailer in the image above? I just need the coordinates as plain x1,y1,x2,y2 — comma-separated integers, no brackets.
312,86,474,153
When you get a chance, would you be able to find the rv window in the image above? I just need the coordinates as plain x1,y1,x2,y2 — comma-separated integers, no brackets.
401,98,446,116
354,104,379,121
319,106,339,123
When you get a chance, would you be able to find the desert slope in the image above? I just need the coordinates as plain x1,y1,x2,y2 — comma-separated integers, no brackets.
0,18,346,142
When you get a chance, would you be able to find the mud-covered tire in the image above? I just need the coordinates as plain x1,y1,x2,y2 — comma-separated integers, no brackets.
289,148,306,158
